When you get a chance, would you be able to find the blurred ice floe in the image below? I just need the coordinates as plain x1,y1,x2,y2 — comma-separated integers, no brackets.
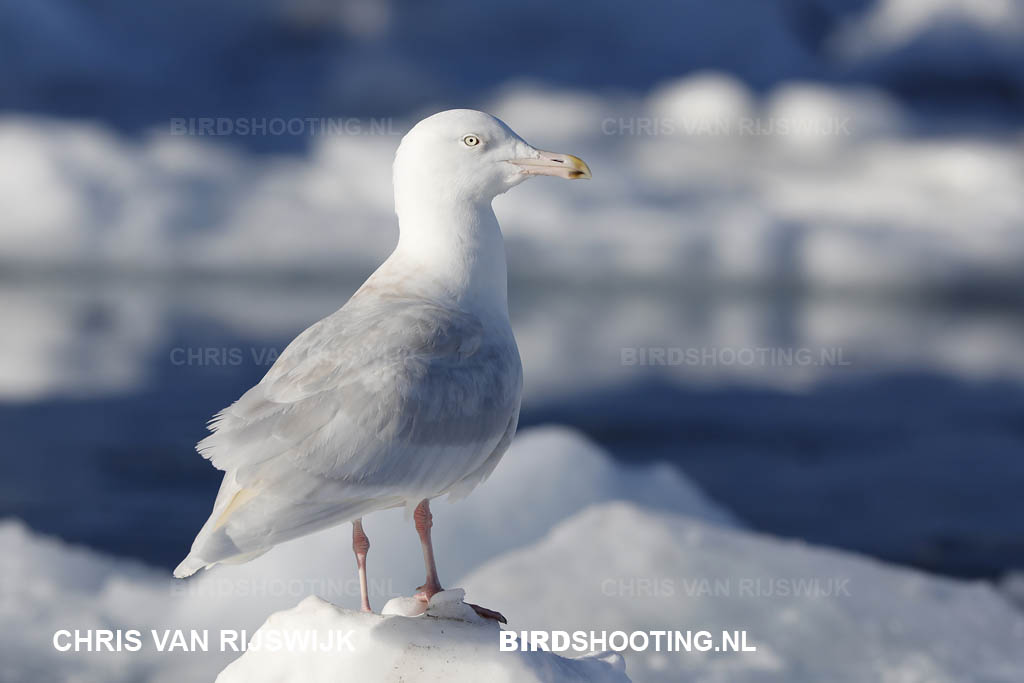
2,76,1021,291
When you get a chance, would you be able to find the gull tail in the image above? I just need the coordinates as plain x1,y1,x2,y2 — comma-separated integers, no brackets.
173,473,258,578
174,548,267,578
173,470,406,580
173,555,207,579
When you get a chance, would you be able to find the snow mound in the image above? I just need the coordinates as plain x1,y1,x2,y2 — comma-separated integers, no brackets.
4,486,1024,681
216,592,629,683
463,502,1024,683
0,427,726,682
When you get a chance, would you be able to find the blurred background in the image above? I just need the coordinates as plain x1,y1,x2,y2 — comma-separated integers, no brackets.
2,0,1024,631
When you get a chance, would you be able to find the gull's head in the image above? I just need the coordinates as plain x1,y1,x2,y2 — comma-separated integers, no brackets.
394,109,591,208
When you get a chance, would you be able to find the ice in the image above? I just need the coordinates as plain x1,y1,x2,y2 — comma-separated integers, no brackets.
0,426,727,682
3,75,1021,295
462,502,1024,683
1,1,1022,680
829,0,1024,75
216,593,630,683
5,471,1024,681
0,281,164,400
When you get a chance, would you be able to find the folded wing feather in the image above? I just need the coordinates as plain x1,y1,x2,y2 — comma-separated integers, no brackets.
177,292,522,573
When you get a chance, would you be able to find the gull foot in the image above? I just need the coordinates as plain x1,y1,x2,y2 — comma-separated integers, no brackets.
467,602,507,624
415,582,443,603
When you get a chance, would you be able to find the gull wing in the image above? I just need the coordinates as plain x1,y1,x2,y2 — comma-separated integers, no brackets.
175,292,522,574
204,292,521,495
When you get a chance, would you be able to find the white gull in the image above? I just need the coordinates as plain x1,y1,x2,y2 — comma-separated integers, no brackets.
173,109,591,621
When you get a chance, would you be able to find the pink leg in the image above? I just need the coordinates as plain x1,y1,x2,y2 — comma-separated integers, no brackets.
412,499,506,623
414,499,442,600
352,518,372,612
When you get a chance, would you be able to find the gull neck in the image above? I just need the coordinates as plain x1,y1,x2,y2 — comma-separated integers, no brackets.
390,194,510,320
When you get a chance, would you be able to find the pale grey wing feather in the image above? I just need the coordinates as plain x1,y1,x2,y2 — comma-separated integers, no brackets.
198,293,522,501
445,400,520,502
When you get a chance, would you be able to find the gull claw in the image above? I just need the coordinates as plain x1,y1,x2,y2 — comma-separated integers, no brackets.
414,586,441,603
467,602,507,624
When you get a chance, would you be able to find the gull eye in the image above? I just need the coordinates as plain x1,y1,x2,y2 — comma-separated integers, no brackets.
462,134,481,147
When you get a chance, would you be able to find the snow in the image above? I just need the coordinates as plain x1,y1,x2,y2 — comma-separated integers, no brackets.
2,428,1022,681
462,502,1024,683
216,592,629,683
0,426,726,682
1,1,1021,680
